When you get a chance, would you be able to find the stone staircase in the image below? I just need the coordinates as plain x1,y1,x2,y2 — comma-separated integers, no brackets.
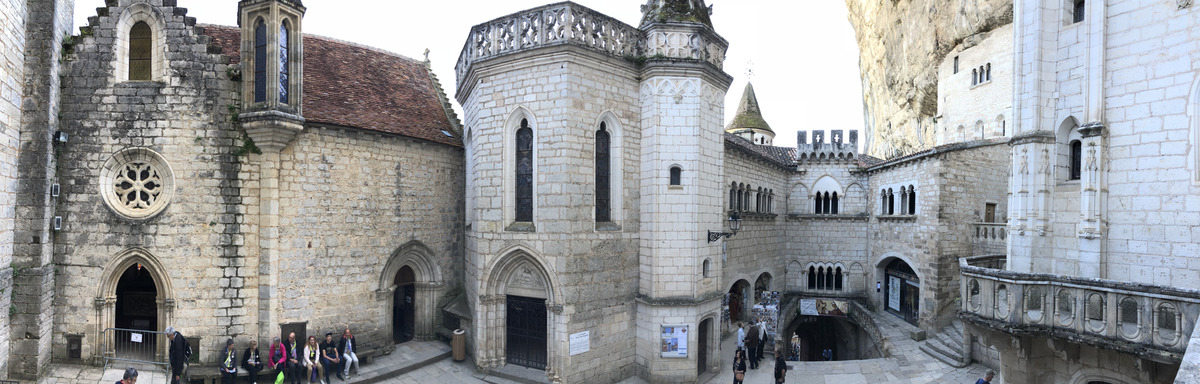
919,320,969,368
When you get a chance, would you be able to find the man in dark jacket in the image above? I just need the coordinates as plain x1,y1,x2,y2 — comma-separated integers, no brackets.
746,322,761,369
337,328,360,379
282,332,302,384
774,348,788,383
166,326,185,384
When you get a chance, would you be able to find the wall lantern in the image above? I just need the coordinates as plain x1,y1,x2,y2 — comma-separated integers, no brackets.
707,212,742,243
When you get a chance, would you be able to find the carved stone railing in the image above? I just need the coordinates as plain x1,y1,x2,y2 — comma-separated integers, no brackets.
960,258,1200,362
455,2,643,85
971,223,1006,256
963,254,1006,270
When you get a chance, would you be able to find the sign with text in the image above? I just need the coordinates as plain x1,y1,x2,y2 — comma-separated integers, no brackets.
888,276,901,311
569,331,590,356
131,333,143,343
660,325,688,358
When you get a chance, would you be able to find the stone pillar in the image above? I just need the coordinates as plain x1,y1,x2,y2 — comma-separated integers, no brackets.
1077,124,1106,279
255,151,283,341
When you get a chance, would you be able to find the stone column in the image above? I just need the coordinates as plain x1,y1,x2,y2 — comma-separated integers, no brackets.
1077,124,1106,279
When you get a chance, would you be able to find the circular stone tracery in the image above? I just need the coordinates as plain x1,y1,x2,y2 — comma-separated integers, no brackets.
100,148,174,220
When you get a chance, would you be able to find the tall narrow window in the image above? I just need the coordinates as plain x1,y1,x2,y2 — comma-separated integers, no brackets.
953,56,959,74
972,69,978,85
669,166,682,186
756,188,763,212
516,119,534,222
986,63,992,81
729,184,737,210
817,267,825,290
887,189,895,215
254,19,267,102
1073,0,1086,23
815,194,822,214
831,192,839,214
129,22,152,81
1070,140,1082,180
881,190,887,215
595,123,610,222
825,268,834,290
823,192,831,214
279,21,290,104
834,267,843,291
908,185,916,214
808,267,816,289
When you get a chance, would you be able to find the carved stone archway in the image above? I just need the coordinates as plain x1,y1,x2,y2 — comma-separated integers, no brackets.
95,248,175,364
477,248,561,382
377,241,444,344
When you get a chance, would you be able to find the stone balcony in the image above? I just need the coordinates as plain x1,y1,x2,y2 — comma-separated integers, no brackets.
454,2,643,86
959,255,1200,363
970,223,1006,256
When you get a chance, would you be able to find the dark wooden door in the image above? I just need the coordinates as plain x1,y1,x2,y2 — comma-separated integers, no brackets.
985,203,996,222
393,284,414,343
506,295,547,370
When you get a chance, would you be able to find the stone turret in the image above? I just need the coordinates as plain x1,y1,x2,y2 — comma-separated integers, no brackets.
725,82,775,145
797,129,859,161
237,0,306,151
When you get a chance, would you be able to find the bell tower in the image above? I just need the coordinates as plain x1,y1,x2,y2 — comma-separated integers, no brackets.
237,0,305,150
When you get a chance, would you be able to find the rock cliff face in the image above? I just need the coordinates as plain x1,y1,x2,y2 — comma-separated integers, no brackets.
844,0,1012,158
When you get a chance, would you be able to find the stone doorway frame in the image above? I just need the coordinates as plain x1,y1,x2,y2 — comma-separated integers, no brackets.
476,247,561,381
94,248,175,365
377,241,444,343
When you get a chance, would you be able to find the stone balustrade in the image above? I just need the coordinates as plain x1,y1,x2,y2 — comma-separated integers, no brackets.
971,223,1006,256
959,255,1200,362
455,2,643,85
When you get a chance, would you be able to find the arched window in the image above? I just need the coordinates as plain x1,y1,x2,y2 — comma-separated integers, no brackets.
880,190,887,215
823,192,831,214
899,187,908,214
887,188,895,215
825,268,834,290
1070,140,1082,180
817,267,825,290
831,192,839,214
129,22,152,81
669,166,682,186
979,66,985,83
768,190,774,213
279,21,290,104
986,63,992,81
756,188,762,212
972,69,978,85
814,193,822,214
595,123,610,222
807,267,816,289
835,266,844,290
253,19,267,102
738,184,745,211
908,185,916,214
516,119,534,222
729,183,737,210
702,259,711,278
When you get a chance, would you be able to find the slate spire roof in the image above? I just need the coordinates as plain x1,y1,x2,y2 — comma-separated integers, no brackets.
726,82,773,134
639,0,714,28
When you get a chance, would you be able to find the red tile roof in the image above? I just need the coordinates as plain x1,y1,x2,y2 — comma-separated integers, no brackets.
201,25,461,147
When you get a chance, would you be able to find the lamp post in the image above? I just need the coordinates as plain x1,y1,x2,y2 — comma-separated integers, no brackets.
708,212,743,243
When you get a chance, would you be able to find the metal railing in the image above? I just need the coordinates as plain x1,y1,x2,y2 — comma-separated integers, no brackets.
959,258,1200,362
102,327,170,370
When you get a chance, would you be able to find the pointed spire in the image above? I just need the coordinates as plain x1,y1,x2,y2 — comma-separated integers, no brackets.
726,83,773,134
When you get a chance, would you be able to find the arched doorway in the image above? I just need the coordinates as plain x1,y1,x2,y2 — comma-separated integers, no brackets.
698,318,711,374
754,272,772,305
114,263,158,361
478,249,560,377
884,259,920,325
727,280,750,325
393,266,415,344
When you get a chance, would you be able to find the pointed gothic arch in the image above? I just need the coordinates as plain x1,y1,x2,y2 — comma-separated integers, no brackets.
504,107,539,226
477,247,562,377
95,248,176,363
377,241,444,343
112,3,170,83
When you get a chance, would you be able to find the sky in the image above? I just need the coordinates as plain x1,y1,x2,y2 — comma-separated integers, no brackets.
72,0,864,150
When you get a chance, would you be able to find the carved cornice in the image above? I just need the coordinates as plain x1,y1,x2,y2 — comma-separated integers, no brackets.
1079,122,1106,138
1008,131,1055,146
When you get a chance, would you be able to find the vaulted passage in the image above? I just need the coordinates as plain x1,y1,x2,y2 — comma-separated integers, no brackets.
783,315,880,362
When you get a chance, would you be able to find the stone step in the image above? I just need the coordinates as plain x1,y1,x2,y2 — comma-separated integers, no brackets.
925,338,964,361
919,341,968,368
483,364,552,384
933,332,963,355
354,350,451,384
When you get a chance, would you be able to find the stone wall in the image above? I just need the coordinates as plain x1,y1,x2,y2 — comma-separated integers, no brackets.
971,324,1180,383
460,49,642,383
784,149,870,299
844,0,1013,158
936,23,1014,146
52,0,242,364
272,126,464,348
0,0,27,377
722,146,789,325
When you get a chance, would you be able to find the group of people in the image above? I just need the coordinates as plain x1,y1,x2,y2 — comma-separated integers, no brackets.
166,326,363,384
733,321,787,384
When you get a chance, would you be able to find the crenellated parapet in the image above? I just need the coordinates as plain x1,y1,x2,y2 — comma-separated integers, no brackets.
454,2,642,87
796,129,859,161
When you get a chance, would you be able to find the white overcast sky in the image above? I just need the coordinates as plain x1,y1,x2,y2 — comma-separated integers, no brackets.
73,0,864,149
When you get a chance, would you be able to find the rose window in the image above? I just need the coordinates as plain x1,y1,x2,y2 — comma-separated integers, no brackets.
100,148,174,219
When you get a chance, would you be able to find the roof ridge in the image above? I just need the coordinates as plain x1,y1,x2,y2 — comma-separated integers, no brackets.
198,23,424,65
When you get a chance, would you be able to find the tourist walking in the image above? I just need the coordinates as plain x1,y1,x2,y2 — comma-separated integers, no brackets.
736,322,746,351
242,339,264,384
774,348,788,383
338,328,360,378
116,367,138,384
975,370,995,384
166,326,187,384
756,318,767,364
746,322,761,369
320,332,344,382
219,339,237,384
732,349,747,384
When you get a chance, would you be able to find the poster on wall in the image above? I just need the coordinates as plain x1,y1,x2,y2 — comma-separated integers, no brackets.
800,299,817,316
569,331,590,356
660,325,688,358
888,276,901,311
816,299,848,317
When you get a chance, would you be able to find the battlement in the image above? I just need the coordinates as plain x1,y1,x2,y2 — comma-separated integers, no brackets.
797,129,858,160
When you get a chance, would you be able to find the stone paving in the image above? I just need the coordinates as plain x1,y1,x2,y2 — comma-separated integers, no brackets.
703,311,994,384
34,311,994,384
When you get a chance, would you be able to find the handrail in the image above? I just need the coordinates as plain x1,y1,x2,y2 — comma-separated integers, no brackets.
959,260,1200,363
